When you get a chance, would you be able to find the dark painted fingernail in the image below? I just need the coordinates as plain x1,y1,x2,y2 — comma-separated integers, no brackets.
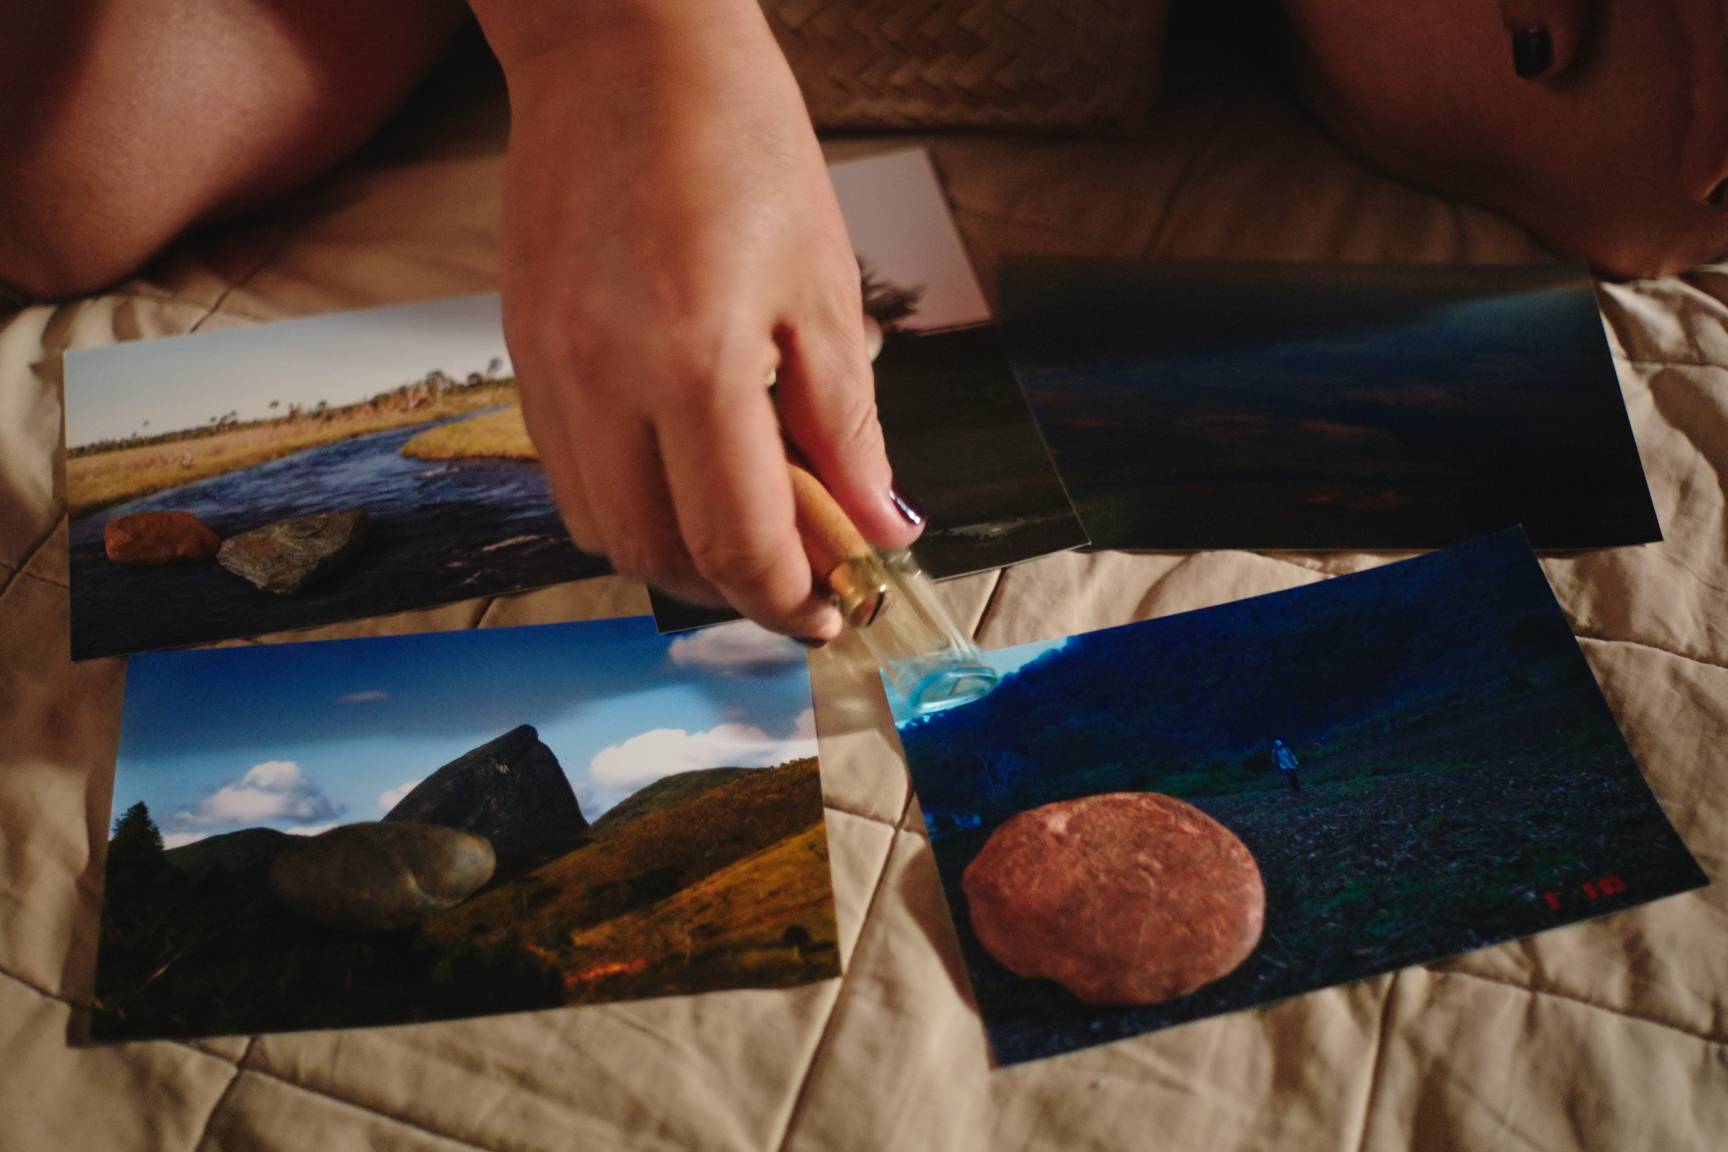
888,482,925,527
1709,181,1728,208
1512,27,1552,79
794,636,827,649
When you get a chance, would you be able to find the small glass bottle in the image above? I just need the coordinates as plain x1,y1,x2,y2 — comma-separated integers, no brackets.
828,547,1000,717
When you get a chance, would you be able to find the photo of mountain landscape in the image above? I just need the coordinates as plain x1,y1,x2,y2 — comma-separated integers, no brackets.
92,615,838,1041
894,530,1705,1065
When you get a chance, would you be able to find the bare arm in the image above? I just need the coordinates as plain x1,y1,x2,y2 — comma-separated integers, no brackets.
469,0,923,640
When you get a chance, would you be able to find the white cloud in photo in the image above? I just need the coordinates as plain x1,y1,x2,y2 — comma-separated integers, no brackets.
169,760,342,830
339,690,392,705
589,715,820,790
668,620,809,677
377,779,423,812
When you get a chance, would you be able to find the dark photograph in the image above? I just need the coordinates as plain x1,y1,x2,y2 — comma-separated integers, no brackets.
1000,257,1661,552
893,529,1704,1065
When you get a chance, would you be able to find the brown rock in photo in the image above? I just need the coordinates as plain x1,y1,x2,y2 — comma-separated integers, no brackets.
103,510,222,564
217,506,368,594
268,821,496,932
963,792,1263,1007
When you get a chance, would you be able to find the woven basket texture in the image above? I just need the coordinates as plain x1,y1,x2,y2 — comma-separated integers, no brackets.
763,0,1166,135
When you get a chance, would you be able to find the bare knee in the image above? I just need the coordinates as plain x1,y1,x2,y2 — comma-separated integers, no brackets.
0,0,467,301
0,168,189,301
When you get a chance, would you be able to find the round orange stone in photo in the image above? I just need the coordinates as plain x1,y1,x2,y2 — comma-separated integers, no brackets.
962,792,1264,1007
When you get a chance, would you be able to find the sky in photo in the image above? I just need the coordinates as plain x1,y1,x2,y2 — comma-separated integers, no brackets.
112,615,819,848
64,294,512,448
828,148,992,332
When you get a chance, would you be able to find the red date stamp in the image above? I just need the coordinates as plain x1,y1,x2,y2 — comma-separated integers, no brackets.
1543,874,1625,910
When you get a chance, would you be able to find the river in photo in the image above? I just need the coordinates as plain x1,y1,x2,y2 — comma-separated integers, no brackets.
70,415,612,659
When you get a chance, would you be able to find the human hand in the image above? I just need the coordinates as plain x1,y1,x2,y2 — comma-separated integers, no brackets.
470,0,922,641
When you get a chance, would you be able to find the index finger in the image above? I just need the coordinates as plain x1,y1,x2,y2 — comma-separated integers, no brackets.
655,355,844,641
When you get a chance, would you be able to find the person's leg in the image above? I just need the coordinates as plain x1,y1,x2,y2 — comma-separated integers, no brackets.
0,0,467,300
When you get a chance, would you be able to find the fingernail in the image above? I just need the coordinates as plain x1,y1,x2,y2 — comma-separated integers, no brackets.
888,482,925,527
1512,27,1552,79
1709,181,1728,208
793,636,827,649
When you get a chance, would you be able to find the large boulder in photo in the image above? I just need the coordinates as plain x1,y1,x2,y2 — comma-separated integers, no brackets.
267,821,495,932
104,510,222,564
383,724,588,856
217,507,368,594
963,791,1263,1007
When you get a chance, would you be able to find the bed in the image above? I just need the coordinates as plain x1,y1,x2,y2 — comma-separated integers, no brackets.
2,17,1724,1152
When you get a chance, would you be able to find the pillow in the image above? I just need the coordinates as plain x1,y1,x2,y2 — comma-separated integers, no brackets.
763,0,1168,135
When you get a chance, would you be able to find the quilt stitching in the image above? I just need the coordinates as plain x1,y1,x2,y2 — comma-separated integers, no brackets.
770,793,916,1152
208,1064,503,1152
189,1039,253,1152
821,798,905,829
2,515,67,592
1348,974,1401,1152
1576,632,1728,676
969,568,1011,639
0,557,24,600
1432,967,1728,1047
1142,91,1251,260
183,219,300,338
0,962,87,1011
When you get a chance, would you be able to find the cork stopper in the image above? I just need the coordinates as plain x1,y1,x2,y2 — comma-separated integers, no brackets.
786,460,889,627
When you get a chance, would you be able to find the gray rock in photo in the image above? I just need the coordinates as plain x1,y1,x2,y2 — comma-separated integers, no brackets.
383,724,588,856
217,506,369,594
267,821,496,932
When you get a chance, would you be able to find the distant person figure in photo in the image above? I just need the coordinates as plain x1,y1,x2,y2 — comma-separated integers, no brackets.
1272,739,1302,793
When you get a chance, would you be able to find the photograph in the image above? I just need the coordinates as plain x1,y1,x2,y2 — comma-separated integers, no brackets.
67,149,1082,658
64,294,611,659
91,615,839,1041
651,150,1087,633
892,529,1705,1065
1000,257,1662,552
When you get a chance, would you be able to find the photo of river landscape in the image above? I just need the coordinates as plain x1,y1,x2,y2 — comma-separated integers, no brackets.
69,405,610,658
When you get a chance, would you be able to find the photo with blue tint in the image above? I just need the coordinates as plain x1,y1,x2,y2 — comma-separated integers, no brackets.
94,615,838,1040
893,531,1704,1065
1000,258,1661,551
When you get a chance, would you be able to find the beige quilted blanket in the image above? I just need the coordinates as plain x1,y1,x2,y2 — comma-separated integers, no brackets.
2,39,1724,1152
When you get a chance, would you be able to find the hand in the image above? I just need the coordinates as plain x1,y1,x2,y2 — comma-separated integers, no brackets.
470,0,922,640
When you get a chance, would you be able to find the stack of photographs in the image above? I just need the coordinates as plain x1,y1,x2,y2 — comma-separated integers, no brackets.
74,151,1695,1062
62,148,1084,655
